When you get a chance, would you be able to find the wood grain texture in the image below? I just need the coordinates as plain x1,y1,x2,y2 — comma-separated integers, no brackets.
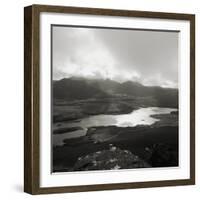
24,5,40,194
24,5,34,194
24,4,195,195
190,15,195,185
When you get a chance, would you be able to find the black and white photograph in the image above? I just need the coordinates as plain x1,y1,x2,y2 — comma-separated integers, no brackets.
52,25,179,173
23,4,195,194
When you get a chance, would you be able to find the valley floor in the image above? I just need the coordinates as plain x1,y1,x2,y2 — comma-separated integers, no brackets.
53,115,178,172
53,107,178,172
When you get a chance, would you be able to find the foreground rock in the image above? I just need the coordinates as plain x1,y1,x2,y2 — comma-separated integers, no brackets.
72,145,150,171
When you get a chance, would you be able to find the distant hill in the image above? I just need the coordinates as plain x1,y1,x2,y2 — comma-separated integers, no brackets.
115,81,150,96
114,81,178,107
85,78,120,94
53,78,108,100
53,77,178,107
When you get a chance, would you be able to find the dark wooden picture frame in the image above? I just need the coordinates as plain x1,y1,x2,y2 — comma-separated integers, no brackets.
24,4,195,195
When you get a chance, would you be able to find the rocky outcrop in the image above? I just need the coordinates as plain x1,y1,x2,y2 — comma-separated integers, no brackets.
72,144,150,171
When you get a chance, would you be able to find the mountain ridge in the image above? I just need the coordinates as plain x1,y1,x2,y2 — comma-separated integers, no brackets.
53,77,178,108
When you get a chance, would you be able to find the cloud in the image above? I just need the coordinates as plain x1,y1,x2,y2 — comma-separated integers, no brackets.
53,27,116,80
52,26,178,88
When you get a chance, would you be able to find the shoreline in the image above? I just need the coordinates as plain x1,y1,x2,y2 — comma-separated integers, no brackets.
53,102,179,172
53,96,178,123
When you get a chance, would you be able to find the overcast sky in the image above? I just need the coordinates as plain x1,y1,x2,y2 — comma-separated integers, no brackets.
52,26,178,88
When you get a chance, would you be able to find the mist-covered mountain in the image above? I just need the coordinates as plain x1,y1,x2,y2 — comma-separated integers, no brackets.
53,78,108,100
53,77,178,107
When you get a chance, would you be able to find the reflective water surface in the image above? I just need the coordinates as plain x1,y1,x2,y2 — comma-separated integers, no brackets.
53,107,177,145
